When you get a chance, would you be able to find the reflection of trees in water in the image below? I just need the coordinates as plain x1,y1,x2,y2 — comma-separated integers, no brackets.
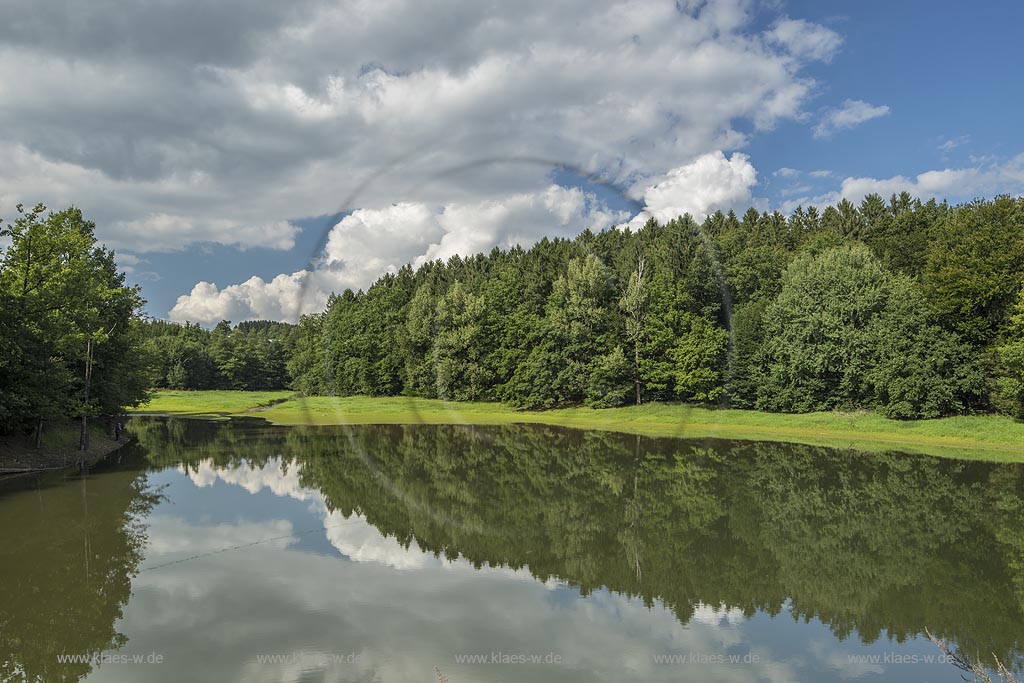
130,417,1024,667
0,449,159,683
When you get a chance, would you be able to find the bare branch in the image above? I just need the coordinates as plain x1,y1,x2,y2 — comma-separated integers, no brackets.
926,628,1019,683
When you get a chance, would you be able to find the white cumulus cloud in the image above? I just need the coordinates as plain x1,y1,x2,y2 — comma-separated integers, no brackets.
630,150,758,226
780,153,1024,212
169,185,630,324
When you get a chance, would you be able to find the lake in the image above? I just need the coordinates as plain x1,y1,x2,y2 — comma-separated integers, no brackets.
2,417,1022,682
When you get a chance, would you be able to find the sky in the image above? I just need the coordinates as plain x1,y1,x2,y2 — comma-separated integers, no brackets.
2,0,1023,324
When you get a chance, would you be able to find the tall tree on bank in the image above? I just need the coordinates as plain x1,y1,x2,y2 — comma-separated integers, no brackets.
509,253,624,408
433,281,489,401
287,313,327,395
619,255,648,405
0,205,150,443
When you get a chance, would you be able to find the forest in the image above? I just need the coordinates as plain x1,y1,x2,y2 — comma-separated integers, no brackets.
288,193,1024,420
2,193,1023,443
139,319,298,392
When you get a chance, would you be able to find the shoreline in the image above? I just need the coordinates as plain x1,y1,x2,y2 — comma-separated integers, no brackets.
0,425,134,475
130,391,1024,462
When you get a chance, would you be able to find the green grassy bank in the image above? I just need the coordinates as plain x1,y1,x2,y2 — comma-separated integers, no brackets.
133,390,295,416
133,390,1024,462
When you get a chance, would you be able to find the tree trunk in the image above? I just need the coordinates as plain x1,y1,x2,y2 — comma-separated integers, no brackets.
79,339,91,451
79,414,89,451
34,418,43,449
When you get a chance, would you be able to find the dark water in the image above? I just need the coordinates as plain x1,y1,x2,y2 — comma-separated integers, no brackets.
1,417,1022,682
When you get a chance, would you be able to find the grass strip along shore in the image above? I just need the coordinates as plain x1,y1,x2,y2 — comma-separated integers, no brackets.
134,390,1024,462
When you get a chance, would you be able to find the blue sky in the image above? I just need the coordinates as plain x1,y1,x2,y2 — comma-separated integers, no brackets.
2,0,1022,322
749,0,1023,188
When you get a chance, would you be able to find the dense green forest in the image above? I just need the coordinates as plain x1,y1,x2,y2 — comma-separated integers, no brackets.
4,194,1024,442
139,319,298,391
289,193,1024,419
0,204,150,443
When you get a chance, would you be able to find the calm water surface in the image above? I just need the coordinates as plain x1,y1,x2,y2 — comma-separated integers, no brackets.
1,418,1022,682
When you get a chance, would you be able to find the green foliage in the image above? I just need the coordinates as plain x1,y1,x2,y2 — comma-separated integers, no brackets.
864,302,985,419
994,289,1024,419
621,217,728,404
323,270,414,396
859,192,944,276
586,346,633,407
508,253,620,408
669,315,728,402
400,286,439,397
618,256,648,404
140,317,298,391
922,195,1024,346
5,191,1021,440
287,313,327,395
757,244,981,417
726,299,767,407
758,244,886,412
434,281,489,400
713,208,793,304
0,204,149,434
271,195,1023,420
